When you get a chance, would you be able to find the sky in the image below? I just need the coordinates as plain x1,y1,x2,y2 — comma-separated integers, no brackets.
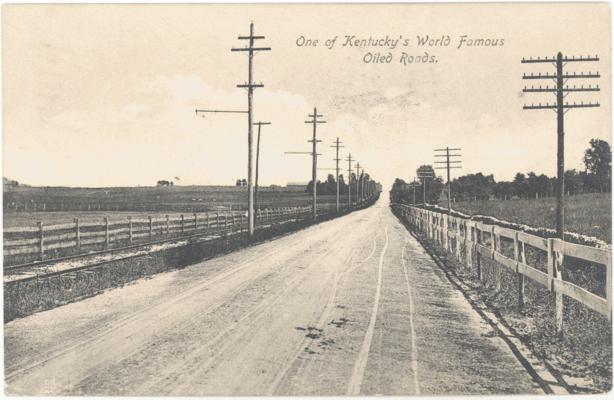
3,3,611,188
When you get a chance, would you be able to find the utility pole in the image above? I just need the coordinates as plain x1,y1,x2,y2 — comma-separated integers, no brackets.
434,147,462,213
331,138,344,212
253,121,271,214
305,108,326,220
355,162,361,204
346,154,354,209
196,22,270,237
522,52,600,238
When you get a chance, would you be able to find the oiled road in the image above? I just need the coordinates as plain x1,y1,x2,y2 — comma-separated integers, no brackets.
5,198,542,395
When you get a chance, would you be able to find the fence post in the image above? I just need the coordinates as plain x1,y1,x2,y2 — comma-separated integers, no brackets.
38,221,44,261
128,216,133,243
194,213,198,231
514,232,525,311
180,214,185,234
166,215,170,235
607,253,612,319
454,219,467,261
149,216,153,238
104,217,109,249
492,226,501,292
216,212,220,229
443,215,449,252
74,218,80,250
465,222,472,270
553,239,565,337
547,238,554,291
475,227,482,281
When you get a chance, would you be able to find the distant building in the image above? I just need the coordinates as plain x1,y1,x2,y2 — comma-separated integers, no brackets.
286,182,308,189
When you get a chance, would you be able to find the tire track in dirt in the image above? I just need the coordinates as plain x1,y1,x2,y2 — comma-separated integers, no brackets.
346,224,389,395
401,239,421,395
266,225,382,395
162,223,367,396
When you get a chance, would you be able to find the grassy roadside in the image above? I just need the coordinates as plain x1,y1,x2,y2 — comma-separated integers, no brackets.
393,208,612,393
441,193,611,243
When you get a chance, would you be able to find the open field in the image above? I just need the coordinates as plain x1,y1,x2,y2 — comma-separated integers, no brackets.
4,185,348,227
4,185,347,213
440,193,611,243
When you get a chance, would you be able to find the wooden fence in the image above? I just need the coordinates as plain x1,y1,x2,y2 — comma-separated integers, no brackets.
4,206,318,266
394,203,612,334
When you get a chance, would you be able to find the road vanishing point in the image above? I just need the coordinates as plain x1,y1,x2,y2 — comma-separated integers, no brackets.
5,198,544,395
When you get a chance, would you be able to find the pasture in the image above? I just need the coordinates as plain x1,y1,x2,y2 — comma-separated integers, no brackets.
442,193,611,243
4,185,347,227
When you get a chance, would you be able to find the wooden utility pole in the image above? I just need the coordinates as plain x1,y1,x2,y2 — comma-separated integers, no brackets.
522,52,600,238
253,121,271,215
434,147,462,213
196,22,270,237
346,154,354,208
331,137,344,212
305,108,326,220
355,162,361,204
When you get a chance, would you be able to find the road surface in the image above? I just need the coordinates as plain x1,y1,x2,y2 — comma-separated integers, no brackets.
5,198,542,395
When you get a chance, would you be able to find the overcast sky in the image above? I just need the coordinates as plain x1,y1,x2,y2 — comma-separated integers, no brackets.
3,3,611,188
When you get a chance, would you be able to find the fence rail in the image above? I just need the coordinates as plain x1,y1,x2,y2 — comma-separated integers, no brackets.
3,206,320,265
393,203,612,332
4,198,378,267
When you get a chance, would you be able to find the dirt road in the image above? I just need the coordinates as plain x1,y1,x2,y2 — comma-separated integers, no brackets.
4,198,543,395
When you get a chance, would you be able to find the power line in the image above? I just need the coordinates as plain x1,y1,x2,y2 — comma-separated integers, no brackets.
194,22,270,237
434,147,462,213
522,51,600,239
253,121,271,214
345,154,354,208
305,108,326,220
331,138,344,212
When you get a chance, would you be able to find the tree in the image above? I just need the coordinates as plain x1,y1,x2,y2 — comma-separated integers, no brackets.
338,174,348,194
493,181,515,200
564,169,584,195
583,139,611,192
236,179,242,186
513,173,528,199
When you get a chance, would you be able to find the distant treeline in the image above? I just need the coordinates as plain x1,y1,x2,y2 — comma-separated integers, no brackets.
391,138,611,204
306,173,381,196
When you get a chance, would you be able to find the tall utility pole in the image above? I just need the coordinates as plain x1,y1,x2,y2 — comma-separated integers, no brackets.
346,154,354,209
231,23,270,237
253,121,271,214
197,22,270,237
522,52,600,238
305,108,326,220
355,162,361,204
434,147,462,213
331,138,344,212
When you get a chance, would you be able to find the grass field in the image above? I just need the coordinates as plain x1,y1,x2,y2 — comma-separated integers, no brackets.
440,193,611,243
4,185,347,211
3,185,348,228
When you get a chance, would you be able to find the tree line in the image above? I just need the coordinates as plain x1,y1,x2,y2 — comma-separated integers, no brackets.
306,172,376,197
391,138,611,204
